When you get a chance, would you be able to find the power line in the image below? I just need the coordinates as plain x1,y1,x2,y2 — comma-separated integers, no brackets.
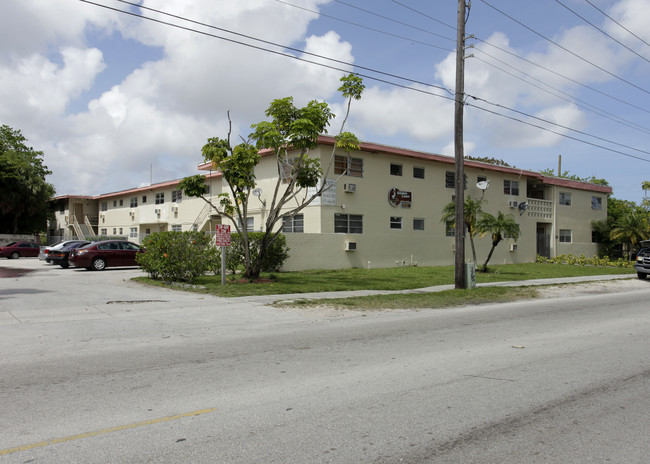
79,0,650,164
478,0,650,95
273,0,454,52
390,0,456,31
583,0,650,48
554,0,650,64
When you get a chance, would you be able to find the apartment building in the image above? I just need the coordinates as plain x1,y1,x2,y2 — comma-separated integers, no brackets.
50,136,611,271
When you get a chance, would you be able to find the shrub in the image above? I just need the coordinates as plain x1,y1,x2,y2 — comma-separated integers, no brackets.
536,253,633,268
137,231,219,282
213,232,290,274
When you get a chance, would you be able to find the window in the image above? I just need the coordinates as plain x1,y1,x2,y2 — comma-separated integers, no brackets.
334,214,363,234
130,197,138,208
171,225,182,232
101,202,107,212
238,217,254,232
445,221,455,237
142,195,147,204
390,216,402,229
592,230,598,243
591,196,602,210
446,171,467,189
155,193,165,205
113,200,117,207
282,214,304,233
100,229,107,235
59,202,65,214
504,180,519,196
413,218,425,230
112,228,117,235
559,192,571,206
130,227,138,238
119,199,124,207
390,163,402,176
478,175,487,183
171,190,182,202
559,229,572,243
280,156,299,183
119,228,123,235
413,166,425,179
334,155,363,177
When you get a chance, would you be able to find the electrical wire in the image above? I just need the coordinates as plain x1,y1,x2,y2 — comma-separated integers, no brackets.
583,0,650,48
478,0,650,95
78,0,649,163
554,0,650,64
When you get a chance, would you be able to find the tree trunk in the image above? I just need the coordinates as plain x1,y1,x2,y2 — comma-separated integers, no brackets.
482,245,496,272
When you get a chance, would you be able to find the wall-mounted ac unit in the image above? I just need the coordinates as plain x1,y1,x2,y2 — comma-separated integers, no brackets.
345,241,357,251
509,243,518,251
344,183,357,193
154,208,161,214
129,211,135,217
172,206,178,213
508,200,518,208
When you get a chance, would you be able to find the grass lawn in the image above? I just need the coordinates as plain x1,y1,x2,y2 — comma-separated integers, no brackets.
134,262,634,299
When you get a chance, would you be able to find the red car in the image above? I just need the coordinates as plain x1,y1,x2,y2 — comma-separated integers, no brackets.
68,240,143,271
0,241,41,259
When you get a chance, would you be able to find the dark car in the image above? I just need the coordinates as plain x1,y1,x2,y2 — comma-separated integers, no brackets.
39,240,89,262
69,240,143,271
47,241,91,268
634,244,650,280
0,241,41,259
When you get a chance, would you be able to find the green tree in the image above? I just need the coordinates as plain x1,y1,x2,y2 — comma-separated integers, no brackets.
592,197,646,257
477,211,521,272
441,195,484,265
0,125,55,233
539,168,609,186
180,74,364,279
609,211,649,260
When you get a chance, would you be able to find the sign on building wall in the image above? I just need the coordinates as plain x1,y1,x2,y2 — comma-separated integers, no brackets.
388,187,412,208
215,224,231,246
308,178,337,206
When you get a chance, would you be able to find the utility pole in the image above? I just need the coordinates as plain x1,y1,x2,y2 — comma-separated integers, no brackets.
454,0,467,289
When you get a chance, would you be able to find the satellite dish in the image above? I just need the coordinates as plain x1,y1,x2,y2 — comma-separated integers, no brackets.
252,188,263,197
518,201,529,215
476,180,490,190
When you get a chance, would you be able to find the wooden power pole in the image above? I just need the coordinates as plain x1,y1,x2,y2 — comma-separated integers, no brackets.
454,0,467,289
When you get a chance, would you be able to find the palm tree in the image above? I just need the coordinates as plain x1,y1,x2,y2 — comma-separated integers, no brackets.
610,211,649,260
477,211,521,272
441,196,484,265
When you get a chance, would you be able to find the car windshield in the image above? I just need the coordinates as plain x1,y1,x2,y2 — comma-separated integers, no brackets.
638,248,650,256
5,242,17,247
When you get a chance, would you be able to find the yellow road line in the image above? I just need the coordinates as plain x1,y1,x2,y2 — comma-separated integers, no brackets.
0,408,217,456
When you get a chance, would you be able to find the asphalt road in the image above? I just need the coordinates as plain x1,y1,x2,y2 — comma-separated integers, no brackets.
1,259,648,463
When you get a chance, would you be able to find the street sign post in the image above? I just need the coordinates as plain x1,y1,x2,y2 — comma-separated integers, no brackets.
215,225,231,285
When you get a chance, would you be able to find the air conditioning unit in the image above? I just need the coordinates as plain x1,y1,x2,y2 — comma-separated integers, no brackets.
171,206,178,213
129,211,135,217
344,183,357,193
154,208,161,214
509,200,518,208
509,243,518,251
344,241,357,251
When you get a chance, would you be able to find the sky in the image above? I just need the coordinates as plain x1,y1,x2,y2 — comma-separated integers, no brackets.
2,0,649,202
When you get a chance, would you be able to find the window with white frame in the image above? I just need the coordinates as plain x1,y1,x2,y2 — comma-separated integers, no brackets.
101,228,107,235
591,196,602,210
282,214,304,233
413,218,425,230
142,195,147,204
130,227,138,238
238,217,254,232
171,190,182,202
119,228,123,235
334,214,363,233
280,156,299,183
504,180,519,195
390,216,402,229
101,202,107,212
559,192,571,206
171,225,182,232
334,155,363,177
130,197,137,208
155,193,165,204
559,229,572,242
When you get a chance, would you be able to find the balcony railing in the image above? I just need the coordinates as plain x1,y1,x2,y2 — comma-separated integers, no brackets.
526,198,552,220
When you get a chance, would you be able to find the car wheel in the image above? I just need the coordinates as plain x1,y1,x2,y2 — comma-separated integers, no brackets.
637,272,647,280
10,252,19,259
60,262,70,269
91,258,107,271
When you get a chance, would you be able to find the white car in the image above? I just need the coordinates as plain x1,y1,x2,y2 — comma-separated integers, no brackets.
39,240,89,263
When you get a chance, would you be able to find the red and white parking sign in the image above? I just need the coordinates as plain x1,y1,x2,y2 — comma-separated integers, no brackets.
215,224,231,246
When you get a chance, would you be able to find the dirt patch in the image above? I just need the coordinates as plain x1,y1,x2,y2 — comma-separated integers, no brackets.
536,278,648,299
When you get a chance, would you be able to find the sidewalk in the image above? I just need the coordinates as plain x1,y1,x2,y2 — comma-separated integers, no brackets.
234,273,637,305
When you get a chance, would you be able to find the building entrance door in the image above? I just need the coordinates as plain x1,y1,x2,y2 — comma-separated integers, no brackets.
537,224,550,258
